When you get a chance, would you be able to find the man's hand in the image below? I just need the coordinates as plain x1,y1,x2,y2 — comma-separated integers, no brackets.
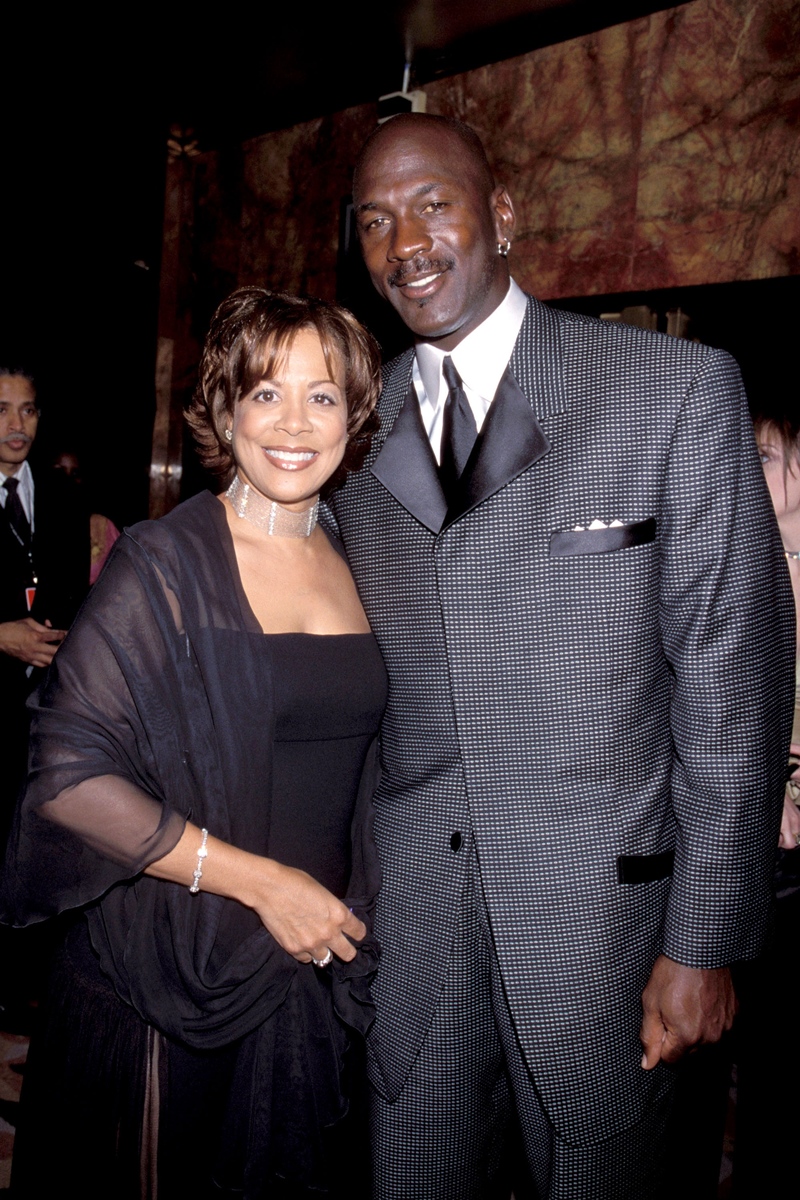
640,954,737,1070
0,618,66,668
778,743,800,850
779,791,800,849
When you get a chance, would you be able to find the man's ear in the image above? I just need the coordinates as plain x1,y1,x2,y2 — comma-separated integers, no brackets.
492,185,516,246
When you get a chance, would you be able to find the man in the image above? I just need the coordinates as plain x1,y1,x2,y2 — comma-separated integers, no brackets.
0,370,88,836
326,114,794,1198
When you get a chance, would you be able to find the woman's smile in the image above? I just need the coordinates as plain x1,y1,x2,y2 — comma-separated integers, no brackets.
262,446,319,470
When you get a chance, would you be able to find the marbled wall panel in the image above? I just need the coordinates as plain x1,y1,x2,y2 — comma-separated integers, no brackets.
189,149,246,337
239,105,376,300
634,0,800,288
424,0,800,297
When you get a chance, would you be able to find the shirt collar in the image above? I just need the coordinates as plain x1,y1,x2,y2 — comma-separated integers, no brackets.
415,279,528,407
1,458,33,495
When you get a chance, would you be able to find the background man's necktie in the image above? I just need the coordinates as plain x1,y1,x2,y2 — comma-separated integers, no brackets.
439,356,478,498
3,477,31,549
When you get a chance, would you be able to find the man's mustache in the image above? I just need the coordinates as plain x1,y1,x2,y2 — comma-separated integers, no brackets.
0,433,33,446
388,259,454,288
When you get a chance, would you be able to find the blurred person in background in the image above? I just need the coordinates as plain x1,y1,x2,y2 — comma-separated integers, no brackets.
50,448,120,584
728,408,800,1199
0,370,88,842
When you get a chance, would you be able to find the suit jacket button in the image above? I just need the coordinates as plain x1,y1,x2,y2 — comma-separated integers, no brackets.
450,831,463,852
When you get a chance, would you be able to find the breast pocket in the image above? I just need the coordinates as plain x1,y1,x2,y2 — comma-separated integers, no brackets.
549,517,656,557
541,518,664,716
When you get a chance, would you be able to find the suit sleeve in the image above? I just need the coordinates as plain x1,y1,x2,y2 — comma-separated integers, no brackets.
658,348,795,968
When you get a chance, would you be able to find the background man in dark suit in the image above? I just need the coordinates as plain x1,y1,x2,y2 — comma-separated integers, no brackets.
0,370,88,839
326,114,794,1198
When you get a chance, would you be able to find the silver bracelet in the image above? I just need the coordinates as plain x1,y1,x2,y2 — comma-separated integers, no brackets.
189,828,209,894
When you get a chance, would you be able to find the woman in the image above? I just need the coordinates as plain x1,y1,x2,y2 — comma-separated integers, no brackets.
2,289,385,1198
725,408,800,1198
755,411,800,847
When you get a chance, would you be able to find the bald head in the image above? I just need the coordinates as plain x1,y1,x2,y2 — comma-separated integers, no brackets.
354,114,496,201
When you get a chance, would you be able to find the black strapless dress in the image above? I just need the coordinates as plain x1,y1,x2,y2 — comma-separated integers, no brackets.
11,633,386,1200
267,633,387,899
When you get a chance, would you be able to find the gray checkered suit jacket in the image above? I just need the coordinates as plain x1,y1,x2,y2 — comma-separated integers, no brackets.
328,296,794,1144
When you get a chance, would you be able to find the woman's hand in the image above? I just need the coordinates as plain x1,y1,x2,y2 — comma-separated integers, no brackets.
243,860,366,964
146,822,366,964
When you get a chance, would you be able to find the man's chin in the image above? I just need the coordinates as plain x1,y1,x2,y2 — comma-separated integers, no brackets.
385,299,459,342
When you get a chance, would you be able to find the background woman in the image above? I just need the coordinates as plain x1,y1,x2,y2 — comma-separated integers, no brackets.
727,406,800,1198
2,288,384,1199
754,409,800,848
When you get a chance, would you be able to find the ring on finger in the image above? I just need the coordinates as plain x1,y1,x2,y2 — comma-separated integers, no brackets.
312,950,333,968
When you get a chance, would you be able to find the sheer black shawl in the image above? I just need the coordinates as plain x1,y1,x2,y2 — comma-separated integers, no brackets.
1,491,380,1049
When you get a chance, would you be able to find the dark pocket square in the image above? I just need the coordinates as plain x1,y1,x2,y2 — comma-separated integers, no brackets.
617,849,675,884
549,517,656,557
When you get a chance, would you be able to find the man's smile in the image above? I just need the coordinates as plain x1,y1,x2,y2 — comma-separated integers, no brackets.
388,260,453,295
401,271,443,287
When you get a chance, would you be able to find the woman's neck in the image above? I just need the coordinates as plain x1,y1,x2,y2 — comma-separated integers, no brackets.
224,474,320,539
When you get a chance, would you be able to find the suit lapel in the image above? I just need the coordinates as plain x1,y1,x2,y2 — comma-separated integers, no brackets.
371,296,569,533
445,297,568,526
443,366,550,526
371,358,448,534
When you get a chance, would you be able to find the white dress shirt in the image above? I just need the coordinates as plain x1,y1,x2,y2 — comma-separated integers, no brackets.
412,279,528,463
0,458,35,530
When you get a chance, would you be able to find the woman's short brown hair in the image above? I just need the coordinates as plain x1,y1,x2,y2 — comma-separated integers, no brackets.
186,288,381,488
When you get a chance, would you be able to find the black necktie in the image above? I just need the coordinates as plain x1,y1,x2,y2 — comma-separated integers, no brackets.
3,477,31,549
439,356,478,497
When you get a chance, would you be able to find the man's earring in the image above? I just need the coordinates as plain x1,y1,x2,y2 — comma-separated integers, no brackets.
224,428,232,442
498,238,511,258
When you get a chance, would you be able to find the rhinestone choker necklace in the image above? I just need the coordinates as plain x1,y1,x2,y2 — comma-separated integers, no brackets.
225,475,319,538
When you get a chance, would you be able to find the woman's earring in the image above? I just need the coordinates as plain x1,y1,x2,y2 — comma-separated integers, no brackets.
224,428,232,442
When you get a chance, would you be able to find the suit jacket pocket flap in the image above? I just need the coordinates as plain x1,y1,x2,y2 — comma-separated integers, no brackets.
549,517,656,557
617,849,674,884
